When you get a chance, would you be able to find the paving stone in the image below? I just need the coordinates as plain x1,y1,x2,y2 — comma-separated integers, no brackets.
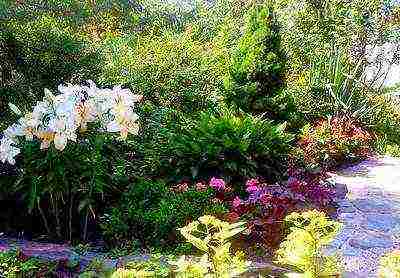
337,212,365,227
341,241,364,257
349,234,393,249
362,213,400,232
329,228,355,249
337,200,357,213
352,198,394,213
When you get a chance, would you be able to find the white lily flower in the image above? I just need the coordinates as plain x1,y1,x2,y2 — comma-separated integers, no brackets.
54,133,68,151
4,123,24,141
112,85,142,107
1,81,141,164
83,80,99,97
0,136,20,165
75,102,97,131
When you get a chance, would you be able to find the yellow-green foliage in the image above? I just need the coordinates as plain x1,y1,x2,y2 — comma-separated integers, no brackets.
276,210,343,278
171,215,250,277
111,268,154,278
378,250,400,278
107,255,171,278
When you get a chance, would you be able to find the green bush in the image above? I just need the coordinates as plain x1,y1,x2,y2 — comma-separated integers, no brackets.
0,250,55,277
99,30,226,115
4,134,129,241
291,116,373,172
147,111,293,183
276,210,343,278
224,3,293,120
100,179,227,249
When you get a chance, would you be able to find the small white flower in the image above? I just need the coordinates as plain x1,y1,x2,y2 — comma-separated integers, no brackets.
0,137,20,165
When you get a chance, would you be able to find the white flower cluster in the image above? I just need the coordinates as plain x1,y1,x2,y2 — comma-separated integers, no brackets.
0,81,142,165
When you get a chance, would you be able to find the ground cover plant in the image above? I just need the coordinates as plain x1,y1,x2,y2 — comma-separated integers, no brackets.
0,0,399,276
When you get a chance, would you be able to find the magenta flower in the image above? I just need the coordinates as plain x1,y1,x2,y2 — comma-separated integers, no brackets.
209,177,226,191
246,178,260,188
246,185,260,193
232,196,242,208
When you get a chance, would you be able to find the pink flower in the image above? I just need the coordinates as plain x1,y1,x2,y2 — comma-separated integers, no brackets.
172,182,189,193
209,177,225,191
195,182,207,192
246,178,260,188
246,185,260,193
232,196,242,208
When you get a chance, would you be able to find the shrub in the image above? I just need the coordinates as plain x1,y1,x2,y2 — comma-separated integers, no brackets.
100,179,227,249
224,2,294,120
0,249,56,277
171,215,250,277
276,210,343,278
149,111,293,183
99,31,226,115
228,177,335,252
378,250,400,278
291,116,373,172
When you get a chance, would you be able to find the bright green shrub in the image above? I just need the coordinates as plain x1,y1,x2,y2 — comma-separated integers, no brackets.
114,256,171,278
224,3,293,120
276,210,343,278
274,0,399,134
378,250,400,278
100,179,227,248
2,12,99,94
148,111,293,183
99,31,226,115
171,215,250,277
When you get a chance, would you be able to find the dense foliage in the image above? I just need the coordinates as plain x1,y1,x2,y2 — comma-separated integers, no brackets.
149,111,293,183
100,179,227,249
292,116,374,172
0,0,399,275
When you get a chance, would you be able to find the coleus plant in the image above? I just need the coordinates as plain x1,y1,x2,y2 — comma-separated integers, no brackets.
173,176,336,252
0,80,142,164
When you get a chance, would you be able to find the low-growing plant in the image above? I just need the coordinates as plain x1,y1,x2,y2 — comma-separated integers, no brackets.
80,258,114,278
171,215,250,277
292,116,373,172
118,255,171,278
100,179,227,249
228,177,335,252
0,249,56,277
150,111,293,183
276,210,343,278
378,250,400,278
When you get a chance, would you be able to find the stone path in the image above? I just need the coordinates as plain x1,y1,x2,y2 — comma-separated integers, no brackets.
0,237,121,274
327,156,400,277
